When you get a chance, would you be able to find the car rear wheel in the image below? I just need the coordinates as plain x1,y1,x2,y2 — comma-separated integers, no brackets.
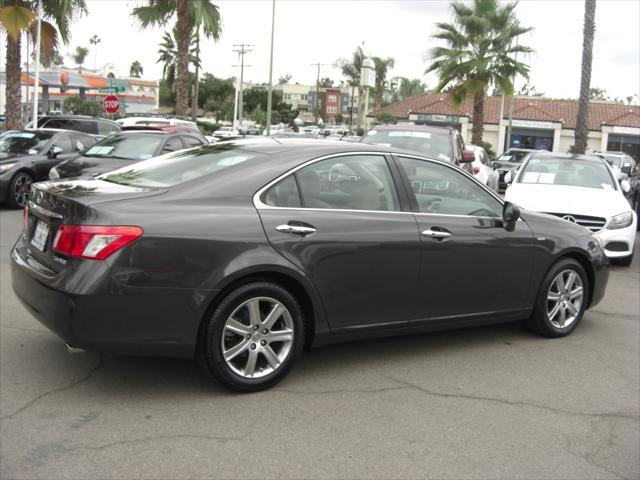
526,259,589,337
8,171,32,209
198,282,305,392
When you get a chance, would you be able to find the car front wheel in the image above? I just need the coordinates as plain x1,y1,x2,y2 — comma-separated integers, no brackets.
8,171,32,209
198,282,305,392
527,259,589,337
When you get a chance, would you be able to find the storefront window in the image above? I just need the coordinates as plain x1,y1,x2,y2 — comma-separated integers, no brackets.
607,134,640,162
506,128,554,151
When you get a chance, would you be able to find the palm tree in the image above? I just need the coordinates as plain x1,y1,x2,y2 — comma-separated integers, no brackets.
71,45,88,72
129,60,144,78
426,0,533,145
89,33,100,70
338,45,365,130
132,0,221,118
373,56,394,109
0,0,87,129
574,0,596,154
156,28,200,91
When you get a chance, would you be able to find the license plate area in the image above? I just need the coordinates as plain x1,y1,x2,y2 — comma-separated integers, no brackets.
31,220,51,252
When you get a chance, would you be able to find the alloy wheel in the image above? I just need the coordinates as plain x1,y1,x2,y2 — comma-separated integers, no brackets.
546,269,584,328
12,173,32,208
221,296,294,379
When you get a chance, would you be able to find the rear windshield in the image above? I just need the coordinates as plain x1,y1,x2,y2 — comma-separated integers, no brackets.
99,144,259,187
362,129,452,162
84,134,164,160
497,150,532,163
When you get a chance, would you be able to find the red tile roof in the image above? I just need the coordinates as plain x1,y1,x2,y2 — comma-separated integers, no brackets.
375,92,640,131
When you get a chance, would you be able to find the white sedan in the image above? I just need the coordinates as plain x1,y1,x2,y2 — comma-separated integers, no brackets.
505,152,636,266
464,144,499,191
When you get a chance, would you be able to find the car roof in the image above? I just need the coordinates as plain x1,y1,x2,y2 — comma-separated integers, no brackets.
367,124,455,134
121,125,201,134
39,115,120,125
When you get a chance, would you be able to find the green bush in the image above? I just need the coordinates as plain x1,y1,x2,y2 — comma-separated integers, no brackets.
62,96,103,116
356,127,365,136
196,121,221,135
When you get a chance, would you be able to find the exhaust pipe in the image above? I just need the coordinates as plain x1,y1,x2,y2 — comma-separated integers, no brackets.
65,342,86,354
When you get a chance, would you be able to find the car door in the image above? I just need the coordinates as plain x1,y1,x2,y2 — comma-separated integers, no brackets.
394,154,535,322
256,153,421,331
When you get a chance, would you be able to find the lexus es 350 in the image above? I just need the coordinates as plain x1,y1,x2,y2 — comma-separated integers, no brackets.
11,140,609,391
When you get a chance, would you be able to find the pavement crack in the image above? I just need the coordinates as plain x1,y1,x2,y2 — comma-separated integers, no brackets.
70,431,251,453
277,375,639,423
0,355,104,422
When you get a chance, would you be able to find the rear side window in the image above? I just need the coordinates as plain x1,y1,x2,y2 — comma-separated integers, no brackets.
162,137,184,153
51,133,74,153
98,121,119,136
295,155,399,211
181,135,205,148
42,118,98,135
264,176,302,208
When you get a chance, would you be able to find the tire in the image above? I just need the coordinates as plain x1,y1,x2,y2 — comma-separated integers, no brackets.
612,252,633,267
526,258,589,338
7,171,32,209
198,282,305,392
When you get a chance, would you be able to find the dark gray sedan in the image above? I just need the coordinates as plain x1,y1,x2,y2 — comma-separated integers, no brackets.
0,129,97,208
11,139,609,391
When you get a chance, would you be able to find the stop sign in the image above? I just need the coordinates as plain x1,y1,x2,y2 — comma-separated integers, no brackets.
103,95,120,114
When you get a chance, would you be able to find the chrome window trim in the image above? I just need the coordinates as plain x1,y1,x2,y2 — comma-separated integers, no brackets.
253,150,405,212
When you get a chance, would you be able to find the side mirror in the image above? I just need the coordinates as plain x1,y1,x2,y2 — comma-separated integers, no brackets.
48,146,63,158
621,164,632,175
502,201,521,225
504,170,514,184
461,150,475,163
620,179,631,193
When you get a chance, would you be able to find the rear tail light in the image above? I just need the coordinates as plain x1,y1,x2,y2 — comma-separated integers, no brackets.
53,225,143,260
472,166,481,175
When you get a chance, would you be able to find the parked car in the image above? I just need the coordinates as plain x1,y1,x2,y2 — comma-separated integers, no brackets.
594,151,639,208
303,125,320,135
463,144,499,191
213,126,238,138
360,124,471,166
239,125,260,135
26,115,121,137
49,126,207,180
0,129,97,208
12,140,608,391
493,148,540,192
504,152,637,266
116,116,197,129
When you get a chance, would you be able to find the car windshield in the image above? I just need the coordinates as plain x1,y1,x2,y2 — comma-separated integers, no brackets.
497,150,532,163
99,144,259,187
362,129,452,162
519,158,615,189
83,134,164,160
0,131,53,154
600,154,623,168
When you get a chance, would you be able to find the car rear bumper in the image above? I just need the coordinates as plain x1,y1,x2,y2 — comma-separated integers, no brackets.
11,237,216,359
593,220,637,259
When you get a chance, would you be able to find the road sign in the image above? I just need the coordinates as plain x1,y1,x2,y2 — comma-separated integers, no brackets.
98,86,125,93
103,95,120,114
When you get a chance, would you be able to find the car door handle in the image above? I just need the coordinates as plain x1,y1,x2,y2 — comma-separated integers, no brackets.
276,224,317,236
422,229,452,239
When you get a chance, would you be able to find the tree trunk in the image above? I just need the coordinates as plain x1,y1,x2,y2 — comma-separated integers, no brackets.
471,91,485,146
175,0,190,118
5,35,23,130
575,0,596,154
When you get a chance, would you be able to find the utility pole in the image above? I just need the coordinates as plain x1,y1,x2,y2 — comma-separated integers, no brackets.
233,43,253,127
311,62,326,125
265,0,276,136
506,35,519,151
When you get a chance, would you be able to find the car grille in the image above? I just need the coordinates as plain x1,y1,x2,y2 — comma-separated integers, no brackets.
544,212,607,232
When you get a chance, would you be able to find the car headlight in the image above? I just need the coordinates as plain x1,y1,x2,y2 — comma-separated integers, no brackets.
49,167,60,180
607,211,633,230
0,163,16,173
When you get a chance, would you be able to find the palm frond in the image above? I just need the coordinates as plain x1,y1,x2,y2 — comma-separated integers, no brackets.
0,5,35,40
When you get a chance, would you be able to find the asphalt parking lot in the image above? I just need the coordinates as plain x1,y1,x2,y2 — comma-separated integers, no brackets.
0,207,638,480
